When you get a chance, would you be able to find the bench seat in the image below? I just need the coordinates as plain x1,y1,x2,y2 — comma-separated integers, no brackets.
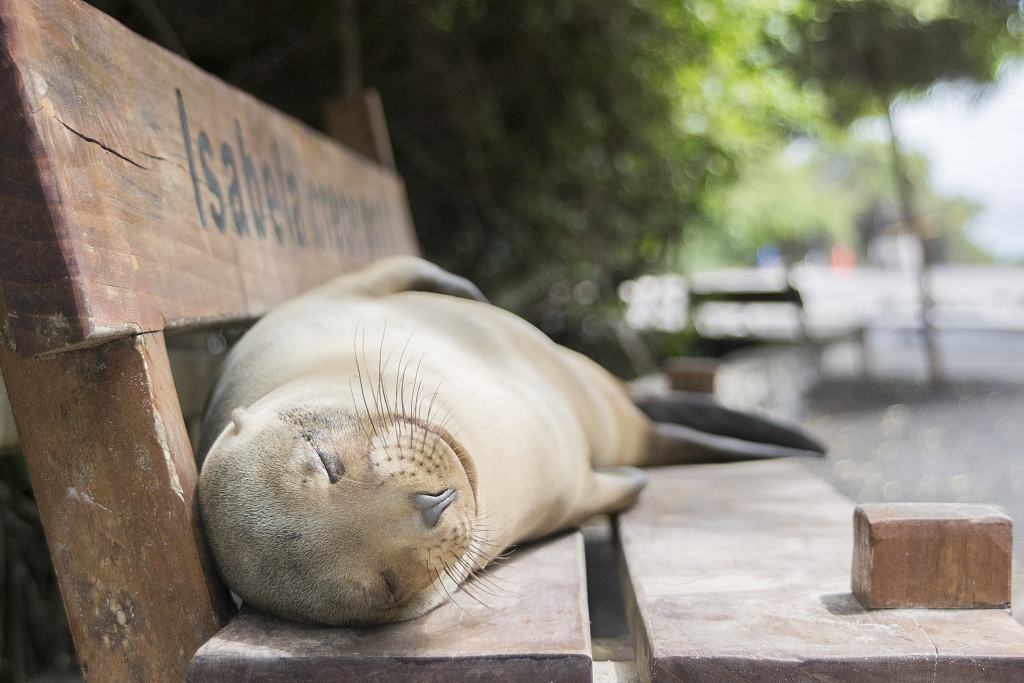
188,532,592,683
617,459,1024,682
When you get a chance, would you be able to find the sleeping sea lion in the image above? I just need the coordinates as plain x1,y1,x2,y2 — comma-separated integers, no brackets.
197,256,824,626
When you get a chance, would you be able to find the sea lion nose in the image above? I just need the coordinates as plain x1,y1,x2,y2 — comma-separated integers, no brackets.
412,488,458,528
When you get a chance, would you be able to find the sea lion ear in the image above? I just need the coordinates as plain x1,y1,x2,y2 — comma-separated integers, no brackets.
230,407,250,433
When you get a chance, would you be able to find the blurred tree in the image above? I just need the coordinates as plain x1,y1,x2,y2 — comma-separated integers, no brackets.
358,0,830,367
776,0,1024,384
782,0,1024,123
680,137,985,272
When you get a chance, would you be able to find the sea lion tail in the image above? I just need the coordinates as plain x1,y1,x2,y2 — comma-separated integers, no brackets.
634,391,826,466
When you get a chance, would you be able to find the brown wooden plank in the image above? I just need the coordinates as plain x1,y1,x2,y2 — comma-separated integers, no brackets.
0,329,234,683
616,460,1024,683
0,0,417,357
189,532,593,683
324,90,397,171
853,503,1012,609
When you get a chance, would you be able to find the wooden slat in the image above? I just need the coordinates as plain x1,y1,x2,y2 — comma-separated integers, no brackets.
0,329,234,683
0,0,417,357
616,460,1024,683
324,90,397,171
189,532,593,683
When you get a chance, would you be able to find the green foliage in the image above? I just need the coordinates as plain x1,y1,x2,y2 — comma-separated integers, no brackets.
360,0,833,355
362,1,701,315
679,135,987,270
780,0,1024,122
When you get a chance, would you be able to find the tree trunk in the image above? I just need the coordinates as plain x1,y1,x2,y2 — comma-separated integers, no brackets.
885,105,942,387
337,0,362,98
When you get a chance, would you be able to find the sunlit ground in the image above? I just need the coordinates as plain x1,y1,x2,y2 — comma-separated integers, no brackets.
703,326,1024,627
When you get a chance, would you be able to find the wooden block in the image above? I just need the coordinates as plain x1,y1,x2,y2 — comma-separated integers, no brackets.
615,460,1024,683
0,330,234,683
852,503,1012,609
661,357,718,394
0,0,417,357
188,532,592,683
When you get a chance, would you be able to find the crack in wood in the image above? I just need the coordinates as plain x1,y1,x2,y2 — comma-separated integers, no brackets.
136,149,167,162
55,118,149,170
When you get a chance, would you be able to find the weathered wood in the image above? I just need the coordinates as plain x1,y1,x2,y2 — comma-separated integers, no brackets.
188,532,593,683
0,0,417,357
616,460,1024,683
661,357,718,394
853,503,1012,609
324,90,397,171
0,329,234,683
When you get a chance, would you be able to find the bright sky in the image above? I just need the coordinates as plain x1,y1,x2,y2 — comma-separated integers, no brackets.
889,62,1024,262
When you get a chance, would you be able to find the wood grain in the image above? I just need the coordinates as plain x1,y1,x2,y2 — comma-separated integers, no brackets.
616,460,1024,683
324,90,397,171
852,503,1012,609
188,532,593,683
0,0,417,357
0,329,234,683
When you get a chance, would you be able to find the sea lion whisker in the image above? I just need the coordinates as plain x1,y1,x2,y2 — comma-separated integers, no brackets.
468,569,516,594
440,561,493,610
353,324,381,438
465,536,515,567
395,331,416,428
447,551,511,596
359,326,386,434
468,504,503,528
421,383,443,452
430,560,469,615
409,355,425,422
460,573,506,598
348,381,377,445
464,534,506,551
454,578,496,610
375,325,401,431
429,405,459,454
402,359,428,446
434,401,459,431
464,572,515,599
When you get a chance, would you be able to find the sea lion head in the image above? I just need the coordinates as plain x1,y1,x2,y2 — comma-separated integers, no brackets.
198,383,479,625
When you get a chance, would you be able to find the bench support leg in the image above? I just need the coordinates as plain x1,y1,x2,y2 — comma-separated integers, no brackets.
0,332,233,683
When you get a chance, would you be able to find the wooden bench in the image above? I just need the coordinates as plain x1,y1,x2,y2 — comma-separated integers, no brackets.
1,2,1023,683
0,1,595,681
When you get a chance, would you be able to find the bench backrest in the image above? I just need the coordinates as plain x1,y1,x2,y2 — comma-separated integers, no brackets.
0,1,416,681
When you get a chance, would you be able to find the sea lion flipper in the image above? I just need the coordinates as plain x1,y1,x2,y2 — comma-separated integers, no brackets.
634,391,826,457
329,256,488,302
565,467,649,526
645,421,824,466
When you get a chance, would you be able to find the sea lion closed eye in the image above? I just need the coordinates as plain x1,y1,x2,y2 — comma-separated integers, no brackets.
197,256,824,625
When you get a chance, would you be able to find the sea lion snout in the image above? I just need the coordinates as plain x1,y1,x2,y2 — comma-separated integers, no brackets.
412,488,458,527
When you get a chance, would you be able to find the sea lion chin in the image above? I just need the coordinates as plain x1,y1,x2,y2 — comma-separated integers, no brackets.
198,383,480,625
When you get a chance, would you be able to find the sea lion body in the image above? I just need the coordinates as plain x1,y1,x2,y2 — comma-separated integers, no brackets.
199,257,822,625
199,258,652,625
